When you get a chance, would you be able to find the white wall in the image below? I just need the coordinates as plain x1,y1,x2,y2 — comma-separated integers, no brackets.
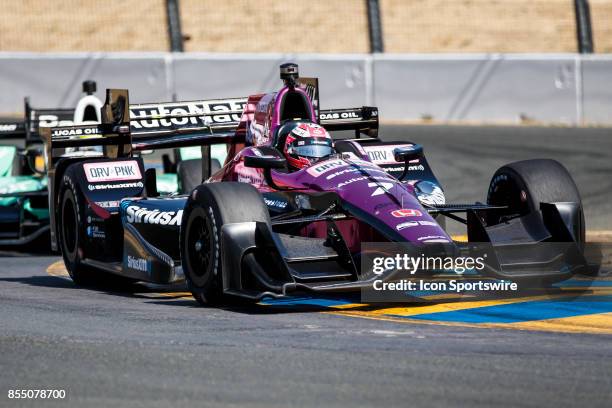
0,52,610,125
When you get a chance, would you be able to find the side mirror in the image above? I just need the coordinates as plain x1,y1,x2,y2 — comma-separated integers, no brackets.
243,154,287,190
393,144,423,181
244,155,286,169
393,144,423,163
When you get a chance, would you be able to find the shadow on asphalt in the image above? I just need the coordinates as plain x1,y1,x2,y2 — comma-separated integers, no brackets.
0,234,54,257
1,272,600,316
0,275,75,289
143,288,602,315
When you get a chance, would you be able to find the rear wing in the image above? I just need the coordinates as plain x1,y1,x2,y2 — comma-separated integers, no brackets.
299,76,378,138
42,89,249,161
319,106,378,139
0,98,75,146
43,88,379,158
128,97,248,149
25,99,76,146
0,119,24,139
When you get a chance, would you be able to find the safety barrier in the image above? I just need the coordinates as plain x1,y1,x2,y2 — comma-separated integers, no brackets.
0,53,610,125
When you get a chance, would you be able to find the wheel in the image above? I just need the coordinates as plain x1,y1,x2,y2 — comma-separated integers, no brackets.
180,182,270,305
57,167,137,289
486,159,585,248
57,169,95,285
177,158,221,194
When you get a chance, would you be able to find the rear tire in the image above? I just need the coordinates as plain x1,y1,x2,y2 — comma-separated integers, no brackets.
57,171,95,285
180,182,270,306
57,168,137,289
487,159,585,248
177,158,221,194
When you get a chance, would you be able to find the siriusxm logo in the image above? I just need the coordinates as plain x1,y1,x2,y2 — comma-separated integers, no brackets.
125,205,183,226
127,256,148,272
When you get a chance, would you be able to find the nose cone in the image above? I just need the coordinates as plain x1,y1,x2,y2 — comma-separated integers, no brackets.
344,182,450,244
317,159,451,244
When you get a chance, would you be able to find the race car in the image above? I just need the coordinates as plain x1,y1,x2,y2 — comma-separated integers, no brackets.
43,63,587,304
0,81,103,246
0,81,223,247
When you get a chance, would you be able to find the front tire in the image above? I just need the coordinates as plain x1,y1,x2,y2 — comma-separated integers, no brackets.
180,182,270,306
487,159,585,248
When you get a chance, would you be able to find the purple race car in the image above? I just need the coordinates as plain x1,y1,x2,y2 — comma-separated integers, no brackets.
43,63,587,305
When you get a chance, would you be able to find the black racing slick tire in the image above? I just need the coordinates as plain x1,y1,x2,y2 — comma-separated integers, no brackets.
58,167,137,289
180,182,271,306
177,158,221,194
486,159,585,248
57,169,95,285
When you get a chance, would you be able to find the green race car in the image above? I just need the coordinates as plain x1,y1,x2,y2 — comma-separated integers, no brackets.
0,144,49,245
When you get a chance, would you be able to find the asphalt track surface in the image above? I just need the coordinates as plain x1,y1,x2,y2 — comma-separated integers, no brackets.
1,125,611,408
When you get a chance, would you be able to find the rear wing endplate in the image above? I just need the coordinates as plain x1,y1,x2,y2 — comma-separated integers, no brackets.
42,89,132,163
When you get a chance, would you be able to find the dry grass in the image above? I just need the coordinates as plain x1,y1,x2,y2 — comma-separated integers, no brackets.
0,0,610,53
0,0,168,51
179,0,370,53
381,0,577,53
591,0,612,52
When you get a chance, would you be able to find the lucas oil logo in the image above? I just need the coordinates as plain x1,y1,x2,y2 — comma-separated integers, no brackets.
125,205,183,226
319,111,359,120
83,161,141,183
51,126,99,137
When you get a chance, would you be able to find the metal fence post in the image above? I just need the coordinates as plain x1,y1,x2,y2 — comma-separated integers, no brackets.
575,0,594,53
366,0,384,53
166,0,184,52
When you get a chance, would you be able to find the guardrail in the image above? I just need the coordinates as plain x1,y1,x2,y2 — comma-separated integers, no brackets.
0,53,610,126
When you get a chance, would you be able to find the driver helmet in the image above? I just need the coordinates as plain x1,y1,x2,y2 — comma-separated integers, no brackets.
283,122,334,170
